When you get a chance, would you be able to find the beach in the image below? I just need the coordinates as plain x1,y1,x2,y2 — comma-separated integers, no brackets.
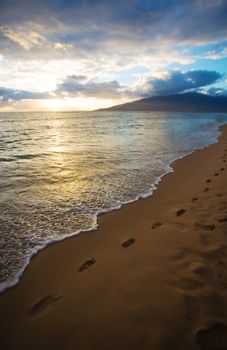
0,124,227,349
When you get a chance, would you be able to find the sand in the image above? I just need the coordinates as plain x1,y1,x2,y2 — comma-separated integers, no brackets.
0,125,227,350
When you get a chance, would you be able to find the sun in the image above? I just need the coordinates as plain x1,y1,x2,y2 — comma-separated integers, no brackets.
42,98,69,111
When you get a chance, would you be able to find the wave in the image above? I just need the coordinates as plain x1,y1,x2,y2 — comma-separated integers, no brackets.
0,157,15,162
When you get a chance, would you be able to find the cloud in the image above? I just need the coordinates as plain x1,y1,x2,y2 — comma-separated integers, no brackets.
0,24,75,54
0,75,124,104
0,0,226,100
1,0,227,59
56,75,124,98
53,42,73,50
0,69,224,108
0,1,226,111
1,0,227,43
0,26,45,50
204,87,227,97
0,87,49,102
138,70,223,97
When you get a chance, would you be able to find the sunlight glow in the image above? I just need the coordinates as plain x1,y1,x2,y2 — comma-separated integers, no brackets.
42,98,70,111
38,97,130,111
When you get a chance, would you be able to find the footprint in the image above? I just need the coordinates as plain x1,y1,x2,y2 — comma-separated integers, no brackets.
151,222,162,229
194,223,215,231
170,276,206,291
201,245,227,259
176,209,186,216
217,260,225,266
215,267,227,285
214,259,227,285
196,322,227,350
214,173,219,176
220,168,225,171
193,264,212,277
30,295,62,317
204,187,210,192
218,216,227,223
122,238,135,248
79,257,96,272
171,247,192,261
206,179,211,183
192,197,198,202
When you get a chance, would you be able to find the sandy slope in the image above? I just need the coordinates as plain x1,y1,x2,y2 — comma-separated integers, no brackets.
0,125,227,350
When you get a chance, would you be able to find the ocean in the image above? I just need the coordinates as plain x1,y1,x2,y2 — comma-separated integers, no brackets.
0,111,226,292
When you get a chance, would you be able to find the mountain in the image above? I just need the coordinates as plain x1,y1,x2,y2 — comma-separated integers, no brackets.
98,93,227,113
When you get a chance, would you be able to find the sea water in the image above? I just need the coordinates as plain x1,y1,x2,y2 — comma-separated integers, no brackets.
0,111,226,292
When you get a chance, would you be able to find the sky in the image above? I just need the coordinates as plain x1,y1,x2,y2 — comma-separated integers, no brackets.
0,0,227,111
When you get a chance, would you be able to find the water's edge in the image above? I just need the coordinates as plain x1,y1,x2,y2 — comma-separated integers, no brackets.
0,122,226,294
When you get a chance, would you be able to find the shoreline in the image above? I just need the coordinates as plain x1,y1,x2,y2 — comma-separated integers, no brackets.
0,124,227,349
0,124,222,295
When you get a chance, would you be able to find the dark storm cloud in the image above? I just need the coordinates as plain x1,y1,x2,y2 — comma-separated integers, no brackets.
141,70,223,96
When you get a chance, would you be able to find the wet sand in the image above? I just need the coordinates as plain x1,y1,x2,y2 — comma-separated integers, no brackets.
0,125,227,350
